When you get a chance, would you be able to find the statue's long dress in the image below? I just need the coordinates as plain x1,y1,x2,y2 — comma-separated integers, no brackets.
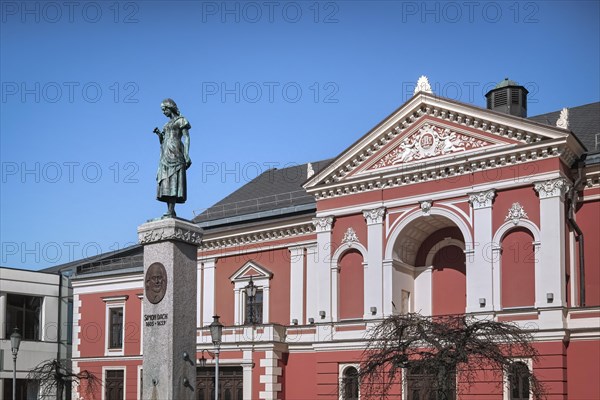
156,116,190,203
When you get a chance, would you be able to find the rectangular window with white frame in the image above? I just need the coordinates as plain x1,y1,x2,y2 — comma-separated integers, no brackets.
102,367,125,400
103,295,127,356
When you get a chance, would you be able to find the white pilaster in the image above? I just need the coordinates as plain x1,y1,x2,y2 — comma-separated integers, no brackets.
305,244,318,324
197,262,202,328
243,350,254,400
363,207,386,318
468,189,495,313
312,216,334,323
289,246,305,324
414,266,433,315
201,258,216,326
534,178,570,308
0,293,6,339
262,286,270,324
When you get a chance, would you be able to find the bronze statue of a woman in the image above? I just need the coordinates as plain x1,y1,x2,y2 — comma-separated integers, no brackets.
153,98,191,218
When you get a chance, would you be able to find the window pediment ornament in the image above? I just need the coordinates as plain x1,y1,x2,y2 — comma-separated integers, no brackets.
312,216,334,232
534,178,570,199
505,202,528,225
363,207,386,225
468,189,496,209
341,227,359,244
369,124,489,170
229,260,273,282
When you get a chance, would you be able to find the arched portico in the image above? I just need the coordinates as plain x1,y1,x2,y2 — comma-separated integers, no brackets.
383,207,471,316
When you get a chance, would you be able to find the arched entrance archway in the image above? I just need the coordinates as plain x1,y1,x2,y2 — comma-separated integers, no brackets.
387,213,467,316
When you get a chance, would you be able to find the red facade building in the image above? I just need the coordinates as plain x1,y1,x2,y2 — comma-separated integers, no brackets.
66,80,600,399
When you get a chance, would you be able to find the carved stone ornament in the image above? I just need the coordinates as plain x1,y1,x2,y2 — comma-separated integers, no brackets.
505,202,528,225
342,227,359,244
363,207,386,225
307,162,315,179
420,200,433,216
468,189,496,209
534,178,570,199
414,75,433,94
139,226,203,245
145,262,167,304
138,218,203,246
370,124,489,169
312,216,334,232
556,108,569,130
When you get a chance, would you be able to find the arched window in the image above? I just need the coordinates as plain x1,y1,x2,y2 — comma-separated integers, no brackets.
509,362,530,400
341,366,359,400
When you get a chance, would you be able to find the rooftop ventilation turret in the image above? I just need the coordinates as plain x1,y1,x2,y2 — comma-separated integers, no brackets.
485,78,528,118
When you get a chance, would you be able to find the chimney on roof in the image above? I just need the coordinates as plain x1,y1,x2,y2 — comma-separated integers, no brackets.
485,78,528,118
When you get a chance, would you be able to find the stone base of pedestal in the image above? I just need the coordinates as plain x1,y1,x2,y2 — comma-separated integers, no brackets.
138,217,202,400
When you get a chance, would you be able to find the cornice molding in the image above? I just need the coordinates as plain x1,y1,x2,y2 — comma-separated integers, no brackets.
200,221,315,250
309,142,569,201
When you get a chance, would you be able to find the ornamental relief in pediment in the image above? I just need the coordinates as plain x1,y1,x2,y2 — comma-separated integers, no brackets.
367,123,490,171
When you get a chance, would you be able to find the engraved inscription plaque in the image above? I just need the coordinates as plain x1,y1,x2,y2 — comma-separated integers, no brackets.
145,262,167,304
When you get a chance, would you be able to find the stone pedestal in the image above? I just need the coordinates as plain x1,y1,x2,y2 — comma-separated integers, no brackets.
138,218,202,400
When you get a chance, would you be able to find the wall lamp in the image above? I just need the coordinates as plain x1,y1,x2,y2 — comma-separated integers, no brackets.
479,298,486,307
319,310,326,319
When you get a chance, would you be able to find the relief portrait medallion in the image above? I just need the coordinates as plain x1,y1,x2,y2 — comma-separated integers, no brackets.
145,262,167,304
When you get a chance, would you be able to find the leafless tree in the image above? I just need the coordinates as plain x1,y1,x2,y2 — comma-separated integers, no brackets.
357,313,545,399
27,359,100,399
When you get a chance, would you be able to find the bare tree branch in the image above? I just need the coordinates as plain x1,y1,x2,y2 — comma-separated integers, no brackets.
27,359,100,399
356,313,546,399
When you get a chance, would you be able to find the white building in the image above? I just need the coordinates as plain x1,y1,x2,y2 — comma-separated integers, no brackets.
0,267,71,399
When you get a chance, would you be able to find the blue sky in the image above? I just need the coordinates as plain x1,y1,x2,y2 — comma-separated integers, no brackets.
1,0,599,270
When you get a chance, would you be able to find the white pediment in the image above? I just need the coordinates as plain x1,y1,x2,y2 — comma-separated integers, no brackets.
229,260,273,282
352,121,506,176
304,93,578,192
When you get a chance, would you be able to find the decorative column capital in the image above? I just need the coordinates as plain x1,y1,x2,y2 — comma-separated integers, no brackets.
534,178,570,199
363,207,386,225
312,216,334,232
468,189,496,209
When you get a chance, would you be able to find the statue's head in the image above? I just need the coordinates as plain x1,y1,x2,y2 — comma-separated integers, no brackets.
160,98,180,116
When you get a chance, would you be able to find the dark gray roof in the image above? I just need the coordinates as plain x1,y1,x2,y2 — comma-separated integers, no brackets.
529,102,600,153
193,159,332,226
42,244,143,277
